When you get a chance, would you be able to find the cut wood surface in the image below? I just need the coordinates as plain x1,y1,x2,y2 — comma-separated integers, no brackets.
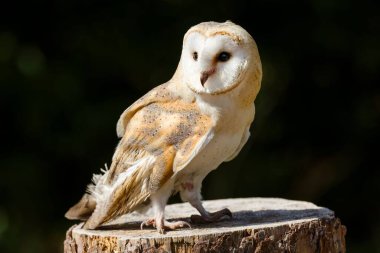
64,197,346,253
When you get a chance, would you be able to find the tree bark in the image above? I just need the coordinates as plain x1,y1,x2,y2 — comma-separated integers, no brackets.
64,197,346,253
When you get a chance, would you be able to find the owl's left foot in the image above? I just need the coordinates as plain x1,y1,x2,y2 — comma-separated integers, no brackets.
140,218,191,233
190,208,232,224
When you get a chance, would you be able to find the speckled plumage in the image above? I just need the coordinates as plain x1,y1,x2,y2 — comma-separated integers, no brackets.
65,21,262,233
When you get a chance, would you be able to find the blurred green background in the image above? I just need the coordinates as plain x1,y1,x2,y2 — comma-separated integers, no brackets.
0,0,379,252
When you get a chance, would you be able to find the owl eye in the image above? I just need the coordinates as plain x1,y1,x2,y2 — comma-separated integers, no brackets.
192,52,198,61
218,52,231,62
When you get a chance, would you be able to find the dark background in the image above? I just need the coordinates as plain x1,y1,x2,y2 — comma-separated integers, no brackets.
0,0,379,252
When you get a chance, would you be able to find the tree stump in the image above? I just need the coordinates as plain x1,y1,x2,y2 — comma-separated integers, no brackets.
64,197,346,253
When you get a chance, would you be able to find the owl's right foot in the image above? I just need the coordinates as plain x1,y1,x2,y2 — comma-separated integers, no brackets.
140,218,191,234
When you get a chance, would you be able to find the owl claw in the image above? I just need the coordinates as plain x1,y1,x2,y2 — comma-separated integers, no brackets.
140,218,191,233
223,208,233,218
191,208,233,224
164,220,191,230
140,218,156,230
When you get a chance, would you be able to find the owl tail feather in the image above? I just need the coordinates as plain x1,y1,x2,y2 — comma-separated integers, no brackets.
65,193,96,221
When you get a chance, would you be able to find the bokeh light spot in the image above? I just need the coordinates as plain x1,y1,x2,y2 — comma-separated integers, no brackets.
0,208,9,237
17,46,46,76
0,33,17,63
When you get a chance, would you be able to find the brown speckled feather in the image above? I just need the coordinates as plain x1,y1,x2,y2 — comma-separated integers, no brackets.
83,83,212,229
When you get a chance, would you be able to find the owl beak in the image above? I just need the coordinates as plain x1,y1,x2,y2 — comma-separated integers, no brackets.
200,68,216,86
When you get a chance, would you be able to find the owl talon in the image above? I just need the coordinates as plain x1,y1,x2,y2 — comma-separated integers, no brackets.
164,220,191,230
140,218,156,230
221,208,233,218
140,218,191,232
191,208,233,224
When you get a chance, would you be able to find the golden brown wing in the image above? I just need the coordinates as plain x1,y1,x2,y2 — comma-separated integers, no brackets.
116,83,176,138
82,86,212,229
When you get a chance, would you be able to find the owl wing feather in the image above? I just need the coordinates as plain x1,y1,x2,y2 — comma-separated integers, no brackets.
81,83,213,229
116,83,175,138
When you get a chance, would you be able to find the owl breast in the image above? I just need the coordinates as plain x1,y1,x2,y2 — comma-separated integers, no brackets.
175,101,254,182
187,125,245,173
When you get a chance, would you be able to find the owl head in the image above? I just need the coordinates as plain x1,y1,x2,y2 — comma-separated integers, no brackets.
175,21,262,100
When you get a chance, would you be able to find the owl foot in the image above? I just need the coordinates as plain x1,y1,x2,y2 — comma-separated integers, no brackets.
140,218,191,234
190,208,232,224
162,220,191,231
140,218,156,229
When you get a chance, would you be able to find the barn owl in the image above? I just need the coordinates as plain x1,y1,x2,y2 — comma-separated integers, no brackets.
65,21,262,233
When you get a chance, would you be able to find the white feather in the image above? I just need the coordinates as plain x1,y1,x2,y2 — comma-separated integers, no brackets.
88,156,155,204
